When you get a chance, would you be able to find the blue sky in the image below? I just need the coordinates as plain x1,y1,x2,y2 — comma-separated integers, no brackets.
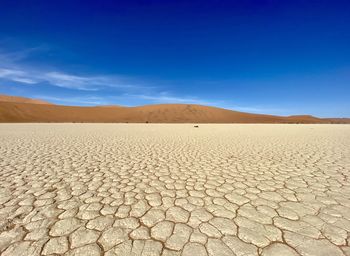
0,0,349,117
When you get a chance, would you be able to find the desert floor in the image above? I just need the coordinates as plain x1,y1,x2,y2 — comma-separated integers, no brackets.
0,124,350,256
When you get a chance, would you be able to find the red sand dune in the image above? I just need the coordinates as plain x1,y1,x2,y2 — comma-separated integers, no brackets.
0,94,349,123
0,94,53,105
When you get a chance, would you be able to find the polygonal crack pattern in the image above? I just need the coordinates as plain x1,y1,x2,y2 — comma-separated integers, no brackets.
0,124,350,256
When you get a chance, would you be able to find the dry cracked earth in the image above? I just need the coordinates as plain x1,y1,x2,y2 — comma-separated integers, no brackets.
0,124,350,256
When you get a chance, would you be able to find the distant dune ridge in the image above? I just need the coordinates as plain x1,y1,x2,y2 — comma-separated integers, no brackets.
0,94,349,123
0,94,52,105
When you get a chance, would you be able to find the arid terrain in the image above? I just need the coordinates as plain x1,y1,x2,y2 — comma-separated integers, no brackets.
0,95,53,105
1,94,349,123
0,124,350,256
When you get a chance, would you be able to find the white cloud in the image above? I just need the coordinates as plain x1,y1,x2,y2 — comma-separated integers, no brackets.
0,47,144,91
0,66,141,91
128,92,219,106
222,105,288,115
0,46,46,63
0,68,39,84
36,95,109,105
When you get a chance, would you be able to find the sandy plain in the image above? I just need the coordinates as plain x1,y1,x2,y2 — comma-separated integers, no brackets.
0,124,350,256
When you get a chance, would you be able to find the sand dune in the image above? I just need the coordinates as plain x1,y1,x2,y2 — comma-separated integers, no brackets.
0,94,53,105
0,95,348,123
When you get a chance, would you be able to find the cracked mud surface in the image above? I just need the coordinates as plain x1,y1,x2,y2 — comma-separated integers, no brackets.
0,124,350,256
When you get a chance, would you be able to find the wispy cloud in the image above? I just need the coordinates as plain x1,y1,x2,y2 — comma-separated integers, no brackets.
0,45,47,63
36,95,110,105
226,105,288,115
131,93,216,105
0,66,141,91
0,68,38,84
0,47,144,91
